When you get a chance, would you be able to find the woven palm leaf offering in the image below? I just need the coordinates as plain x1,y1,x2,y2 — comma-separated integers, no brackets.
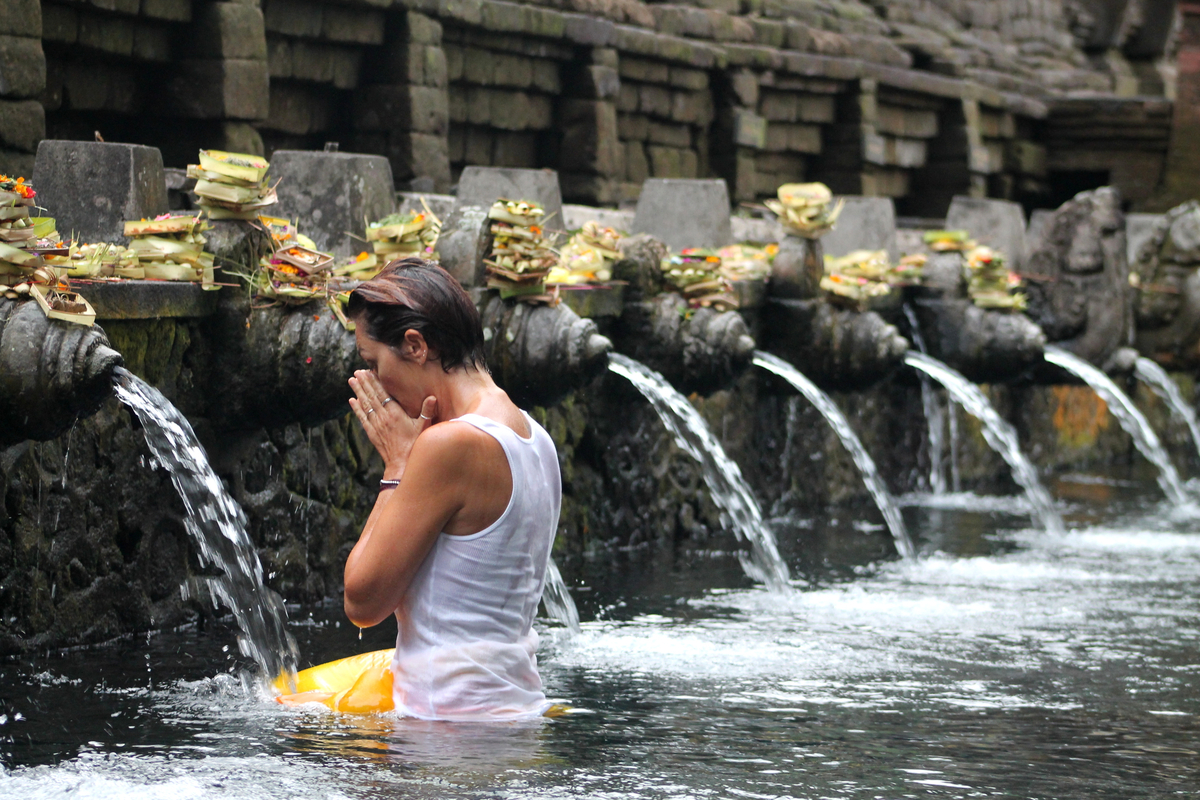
716,243,775,281
485,199,557,303
547,221,622,286
821,249,895,310
188,150,276,220
965,245,1025,312
123,212,217,286
765,182,844,239
660,248,739,311
365,210,440,261
923,229,975,252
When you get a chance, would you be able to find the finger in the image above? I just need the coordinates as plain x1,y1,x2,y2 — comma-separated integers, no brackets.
356,370,388,411
418,396,437,429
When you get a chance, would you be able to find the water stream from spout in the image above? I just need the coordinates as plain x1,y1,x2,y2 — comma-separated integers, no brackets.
542,559,581,634
113,368,299,688
904,352,1066,535
1134,356,1200,462
608,354,791,592
754,352,914,559
903,304,949,493
1044,347,1189,506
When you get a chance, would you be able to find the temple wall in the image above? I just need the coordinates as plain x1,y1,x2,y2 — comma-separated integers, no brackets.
0,0,1181,213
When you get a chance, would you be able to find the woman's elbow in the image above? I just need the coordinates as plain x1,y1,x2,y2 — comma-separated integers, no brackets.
343,577,391,629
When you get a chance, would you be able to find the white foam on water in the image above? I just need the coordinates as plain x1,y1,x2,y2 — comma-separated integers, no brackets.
897,491,1033,513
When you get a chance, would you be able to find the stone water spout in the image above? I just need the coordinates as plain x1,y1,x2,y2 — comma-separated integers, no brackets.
608,233,756,393
1131,201,1200,371
1024,186,1131,370
479,294,612,409
0,298,123,446
906,299,1046,384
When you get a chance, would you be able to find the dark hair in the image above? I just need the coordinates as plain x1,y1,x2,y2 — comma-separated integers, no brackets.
347,257,488,372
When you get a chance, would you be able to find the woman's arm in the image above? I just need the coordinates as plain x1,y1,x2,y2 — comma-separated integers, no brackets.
343,424,473,627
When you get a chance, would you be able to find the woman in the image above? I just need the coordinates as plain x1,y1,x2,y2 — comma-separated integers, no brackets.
340,257,561,721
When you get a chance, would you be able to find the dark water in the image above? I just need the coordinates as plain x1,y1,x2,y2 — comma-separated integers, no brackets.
4,470,1200,799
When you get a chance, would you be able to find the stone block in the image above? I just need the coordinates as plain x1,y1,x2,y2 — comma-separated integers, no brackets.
63,61,136,112
0,98,43,152
437,203,490,287
355,84,447,134
267,36,292,78
886,137,926,168
191,2,266,61
631,178,732,250
559,99,621,176
618,112,649,141
463,126,492,164
0,147,32,177
821,196,898,261
42,4,76,43
33,141,168,244
760,91,797,122
454,166,563,226
639,84,671,118
625,140,649,183
264,0,322,38
78,13,134,56
407,11,442,45
492,130,536,167
272,150,395,257
730,108,767,149
494,52,533,88
531,59,559,93
466,85,489,125
651,5,685,36
669,66,708,90
562,12,614,47
0,0,39,37
876,104,938,139
648,121,690,148
616,82,639,112
679,148,698,177
168,59,269,120
133,21,172,62
84,281,218,320
448,86,467,122
444,43,463,80
619,57,669,84
447,125,464,161
323,5,384,44
669,90,706,124
567,64,619,99
946,196,1027,270
388,131,450,190
423,47,447,88
264,83,329,135
731,68,758,107
141,0,191,22
329,47,362,90
0,35,42,99
462,46,494,85
797,94,836,123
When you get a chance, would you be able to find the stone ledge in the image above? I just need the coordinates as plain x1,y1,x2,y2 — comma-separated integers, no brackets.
555,284,625,319
77,280,221,320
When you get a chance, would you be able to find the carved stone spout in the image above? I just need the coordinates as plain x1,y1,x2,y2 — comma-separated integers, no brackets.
0,298,123,446
479,294,612,408
909,299,1046,383
205,293,360,429
1024,187,1131,367
1132,201,1200,371
762,299,908,390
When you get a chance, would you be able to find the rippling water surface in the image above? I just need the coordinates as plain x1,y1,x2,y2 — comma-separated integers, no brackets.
3,470,1200,799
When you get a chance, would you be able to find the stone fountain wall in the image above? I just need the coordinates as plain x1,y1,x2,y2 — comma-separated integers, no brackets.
0,0,1182,212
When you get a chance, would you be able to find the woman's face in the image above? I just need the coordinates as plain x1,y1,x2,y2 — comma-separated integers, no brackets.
354,325,432,417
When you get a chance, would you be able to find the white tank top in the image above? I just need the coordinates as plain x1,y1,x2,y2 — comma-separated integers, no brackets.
390,411,561,720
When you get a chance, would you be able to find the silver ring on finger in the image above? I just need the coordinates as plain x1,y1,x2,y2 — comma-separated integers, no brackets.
382,397,393,406
419,414,431,420
367,407,375,415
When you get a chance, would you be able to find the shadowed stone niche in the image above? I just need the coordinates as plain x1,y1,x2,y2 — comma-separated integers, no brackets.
1024,186,1131,368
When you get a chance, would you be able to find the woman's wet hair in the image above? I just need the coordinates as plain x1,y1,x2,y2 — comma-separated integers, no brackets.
347,257,488,372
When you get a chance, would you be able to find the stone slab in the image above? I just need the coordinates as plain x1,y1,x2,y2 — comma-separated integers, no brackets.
33,140,168,244
1127,212,1163,265
437,203,491,287
454,166,564,230
555,284,625,318
1026,208,1054,259
631,178,732,251
397,190,455,222
946,195,1027,271
731,214,783,244
271,150,395,257
821,196,898,262
78,280,220,319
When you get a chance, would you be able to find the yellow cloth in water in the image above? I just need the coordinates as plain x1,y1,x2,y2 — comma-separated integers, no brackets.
273,648,574,717
274,649,397,713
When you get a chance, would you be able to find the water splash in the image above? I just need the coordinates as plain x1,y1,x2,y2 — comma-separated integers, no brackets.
113,368,299,688
903,304,948,493
905,352,1065,535
542,559,581,634
1134,356,1200,462
754,351,915,559
608,354,791,592
1045,347,1189,506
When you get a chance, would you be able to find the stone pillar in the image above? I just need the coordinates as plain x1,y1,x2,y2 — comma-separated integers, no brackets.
168,1,270,131
355,11,450,193
1159,2,1200,206
0,0,45,176
558,47,623,206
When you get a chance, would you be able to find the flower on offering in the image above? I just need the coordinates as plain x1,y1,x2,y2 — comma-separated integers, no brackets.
765,183,844,239
716,243,775,282
660,248,739,311
548,221,622,286
366,211,440,261
965,245,1026,312
122,212,216,287
485,199,557,303
820,249,926,310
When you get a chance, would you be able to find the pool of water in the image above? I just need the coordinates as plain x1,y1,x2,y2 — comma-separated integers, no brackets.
4,470,1200,799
